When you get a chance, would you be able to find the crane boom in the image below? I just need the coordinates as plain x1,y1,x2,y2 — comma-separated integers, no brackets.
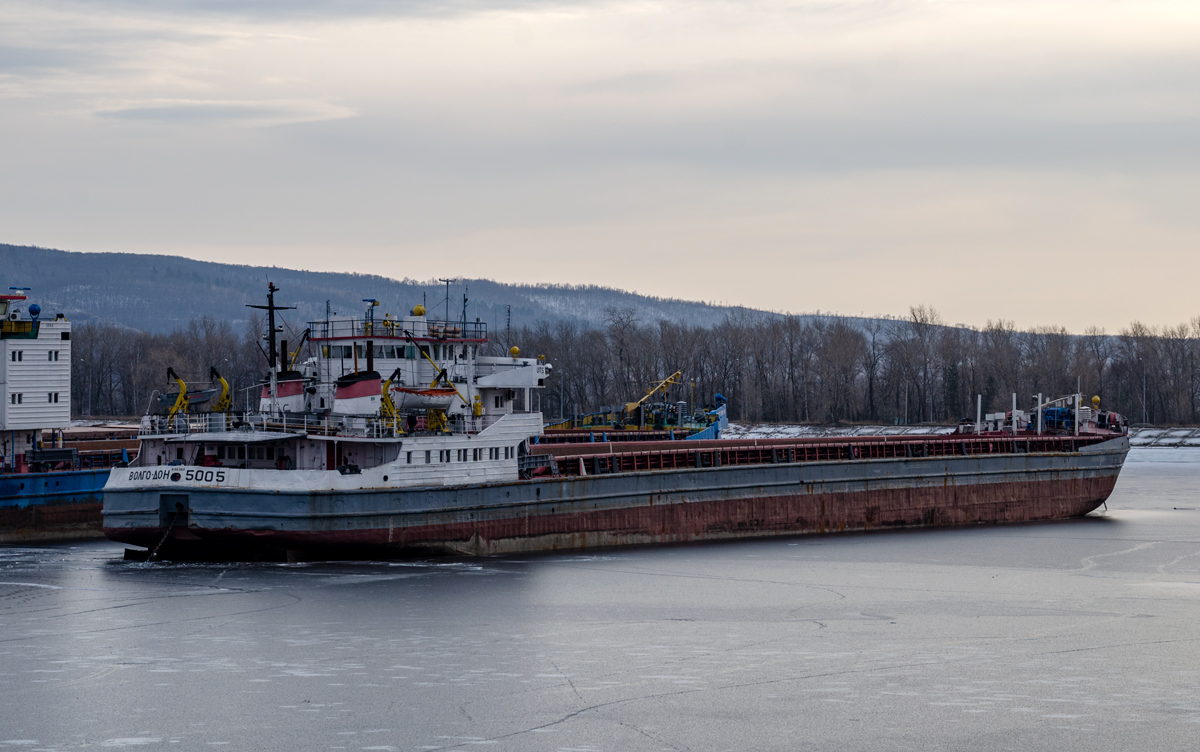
623,371,683,415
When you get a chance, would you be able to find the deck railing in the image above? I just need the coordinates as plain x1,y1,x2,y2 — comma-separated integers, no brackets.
309,318,487,341
139,411,508,439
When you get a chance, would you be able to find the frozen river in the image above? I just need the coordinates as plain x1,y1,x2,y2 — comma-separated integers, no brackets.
3,448,1200,750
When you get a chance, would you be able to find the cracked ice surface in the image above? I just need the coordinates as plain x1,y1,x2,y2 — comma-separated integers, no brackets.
0,447,1198,750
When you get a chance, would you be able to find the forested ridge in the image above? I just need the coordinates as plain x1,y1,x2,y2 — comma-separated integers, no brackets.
72,306,1200,426
3,243,770,332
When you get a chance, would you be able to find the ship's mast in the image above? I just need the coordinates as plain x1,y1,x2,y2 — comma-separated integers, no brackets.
246,283,295,415
439,278,451,321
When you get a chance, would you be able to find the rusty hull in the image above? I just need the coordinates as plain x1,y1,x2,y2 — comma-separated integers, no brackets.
1,468,113,543
103,437,1128,558
0,499,103,542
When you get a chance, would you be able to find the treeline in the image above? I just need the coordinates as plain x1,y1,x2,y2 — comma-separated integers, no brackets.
72,317,263,418
500,307,1200,426
73,307,1200,426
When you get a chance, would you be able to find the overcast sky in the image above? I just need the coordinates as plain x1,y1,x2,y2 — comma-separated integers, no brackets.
2,0,1198,332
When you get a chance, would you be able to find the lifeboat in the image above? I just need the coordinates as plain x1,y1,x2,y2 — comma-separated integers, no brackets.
156,386,220,410
332,370,381,415
258,370,309,413
389,384,458,410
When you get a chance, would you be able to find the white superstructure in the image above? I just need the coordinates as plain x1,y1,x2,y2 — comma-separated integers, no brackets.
123,287,557,493
257,299,551,422
0,289,71,464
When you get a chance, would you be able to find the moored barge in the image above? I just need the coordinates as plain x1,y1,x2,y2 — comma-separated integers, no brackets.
102,285,1130,559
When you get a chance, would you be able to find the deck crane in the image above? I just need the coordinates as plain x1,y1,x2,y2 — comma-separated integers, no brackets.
623,371,683,427
285,328,311,372
209,367,232,413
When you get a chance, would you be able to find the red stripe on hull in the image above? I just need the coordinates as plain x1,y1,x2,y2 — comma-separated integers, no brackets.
106,474,1117,556
261,380,305,399
335,379,380,400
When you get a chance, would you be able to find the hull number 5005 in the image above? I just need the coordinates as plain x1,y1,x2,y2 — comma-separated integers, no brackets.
126,468,228,484
182,469,226,483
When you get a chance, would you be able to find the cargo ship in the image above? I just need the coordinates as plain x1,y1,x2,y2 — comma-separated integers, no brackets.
102,286,1130,559
0,287,133,542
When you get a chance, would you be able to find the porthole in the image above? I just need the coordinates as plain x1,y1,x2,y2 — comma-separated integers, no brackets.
383,475,389,481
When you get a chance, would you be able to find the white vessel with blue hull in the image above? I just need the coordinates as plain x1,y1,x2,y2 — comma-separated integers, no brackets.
0,286,126,542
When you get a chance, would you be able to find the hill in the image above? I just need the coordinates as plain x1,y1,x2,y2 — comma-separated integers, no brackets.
1,244,782,333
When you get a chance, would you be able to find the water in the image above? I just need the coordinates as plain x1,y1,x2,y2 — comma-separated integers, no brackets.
2,448,1200,751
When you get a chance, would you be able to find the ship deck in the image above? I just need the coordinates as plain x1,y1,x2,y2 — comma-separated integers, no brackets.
539,433,1117,477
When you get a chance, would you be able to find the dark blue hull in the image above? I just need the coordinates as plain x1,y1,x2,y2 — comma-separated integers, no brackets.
0,469,111,542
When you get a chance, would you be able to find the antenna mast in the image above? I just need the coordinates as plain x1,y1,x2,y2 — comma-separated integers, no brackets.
439,278,452,321
246,282,296,415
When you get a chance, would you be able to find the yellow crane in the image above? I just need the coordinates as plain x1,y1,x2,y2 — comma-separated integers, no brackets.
623,371,683,422
209,367,232,413
380,367,402,434
166,368,189,421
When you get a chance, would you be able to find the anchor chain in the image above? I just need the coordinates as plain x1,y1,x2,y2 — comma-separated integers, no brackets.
148,510,179,561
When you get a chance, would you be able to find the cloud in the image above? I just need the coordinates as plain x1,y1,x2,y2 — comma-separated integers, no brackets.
2,0,1200,330
0,45,91,72
41,0,582,23
95,98,356,126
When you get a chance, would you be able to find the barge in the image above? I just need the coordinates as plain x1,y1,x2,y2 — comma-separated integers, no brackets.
102,286,1130,559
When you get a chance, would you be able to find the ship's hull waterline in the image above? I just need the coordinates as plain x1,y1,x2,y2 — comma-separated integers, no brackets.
102,436,1128,558
1,469,113,543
